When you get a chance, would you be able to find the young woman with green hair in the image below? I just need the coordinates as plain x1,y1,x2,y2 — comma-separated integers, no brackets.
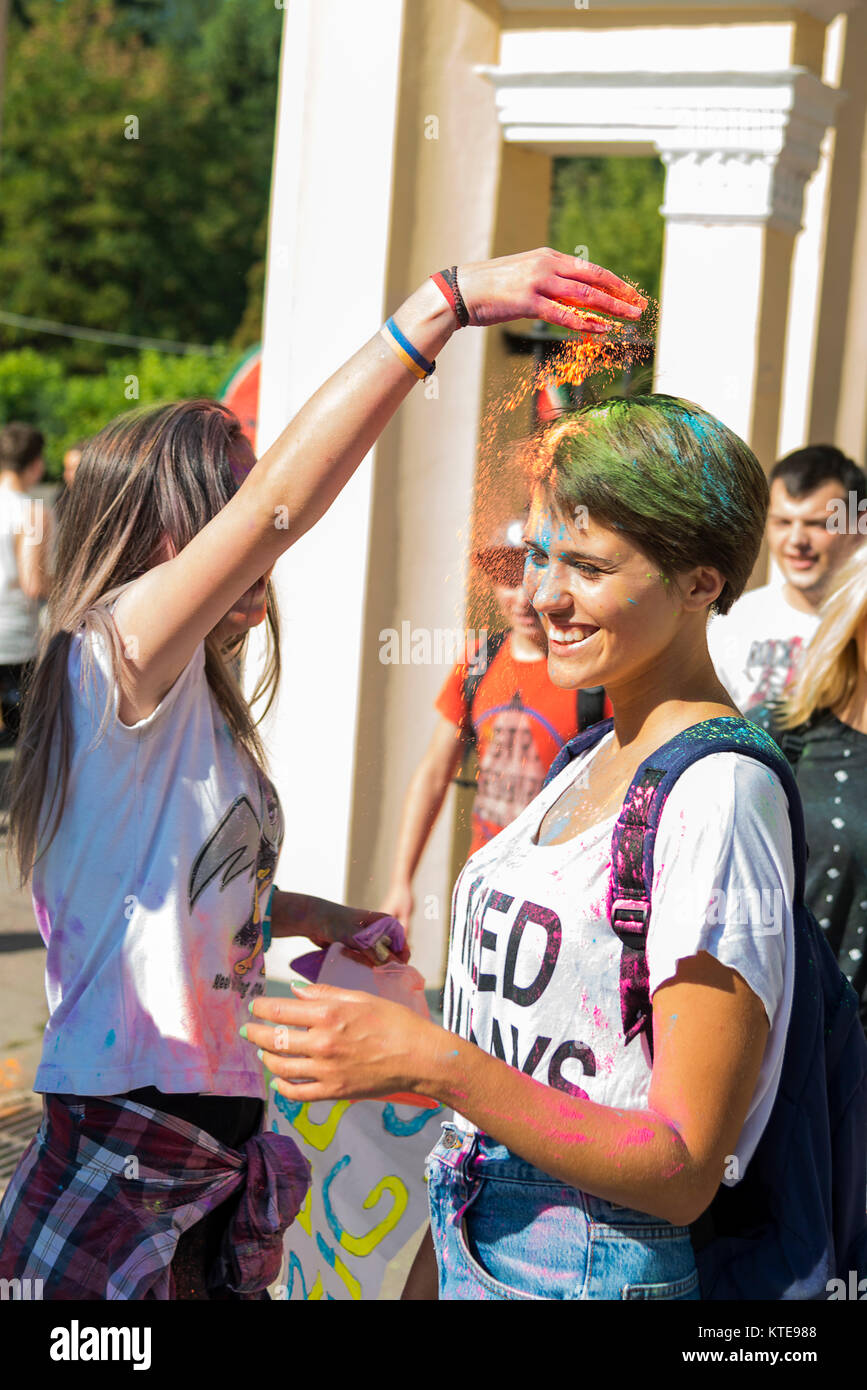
244,394,800,1301
0,247,643,1300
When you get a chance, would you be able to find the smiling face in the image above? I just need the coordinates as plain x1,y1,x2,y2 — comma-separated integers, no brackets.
522,493,723,698
767,478,857,604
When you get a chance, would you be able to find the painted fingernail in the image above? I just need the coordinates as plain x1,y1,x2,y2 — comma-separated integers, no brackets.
238,1024,248,1039
269,1077,282,1090
291,979,310,990
256,1048,264,1061
248,1001,256,1014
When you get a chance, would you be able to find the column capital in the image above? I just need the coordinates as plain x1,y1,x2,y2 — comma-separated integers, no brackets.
478,64,841,231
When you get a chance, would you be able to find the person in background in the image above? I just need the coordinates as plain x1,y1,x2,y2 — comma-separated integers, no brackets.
708,445,866,712
0,422,54,742
50,439,88,575
380,515,610,927
63,441,84,489
750,541,867,1033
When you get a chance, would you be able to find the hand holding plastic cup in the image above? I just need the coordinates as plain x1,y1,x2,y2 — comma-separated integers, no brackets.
287,941,439,1109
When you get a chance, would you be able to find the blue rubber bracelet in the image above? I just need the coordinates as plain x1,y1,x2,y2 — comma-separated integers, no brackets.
384,316,436,378
262,884,276,954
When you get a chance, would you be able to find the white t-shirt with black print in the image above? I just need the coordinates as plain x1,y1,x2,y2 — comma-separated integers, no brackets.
707,584,820,714
444,731,795,1185
32,617,283,1100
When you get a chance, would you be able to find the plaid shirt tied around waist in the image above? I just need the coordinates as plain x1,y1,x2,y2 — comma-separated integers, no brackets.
0,1092,311,1300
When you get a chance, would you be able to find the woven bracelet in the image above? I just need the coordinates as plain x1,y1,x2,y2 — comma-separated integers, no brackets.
432,266,470,327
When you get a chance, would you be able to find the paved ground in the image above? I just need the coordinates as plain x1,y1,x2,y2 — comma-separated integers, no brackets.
0,744,48,1193
0,746,47,1107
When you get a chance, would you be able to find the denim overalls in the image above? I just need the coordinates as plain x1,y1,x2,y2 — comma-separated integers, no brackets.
427,1123,700,1301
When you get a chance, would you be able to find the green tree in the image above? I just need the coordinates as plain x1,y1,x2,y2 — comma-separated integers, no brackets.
0,344,234,476
550,155,665,307
0,0,280,369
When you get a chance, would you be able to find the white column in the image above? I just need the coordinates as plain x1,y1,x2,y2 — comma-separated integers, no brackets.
251,0,406,979
480,54,839,462
652,71,839,466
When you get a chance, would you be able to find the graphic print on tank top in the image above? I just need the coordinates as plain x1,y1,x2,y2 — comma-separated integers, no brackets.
189,769,283,1004
445,735,664,1126
473,693,548,839
742,635,806,710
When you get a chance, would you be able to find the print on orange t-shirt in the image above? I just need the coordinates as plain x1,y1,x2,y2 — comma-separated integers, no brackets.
436,633,599,856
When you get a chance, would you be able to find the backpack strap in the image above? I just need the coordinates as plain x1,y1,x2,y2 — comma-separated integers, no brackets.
577,685,606,732
461,629,508,750
542,717,615,788
605,717,808,1058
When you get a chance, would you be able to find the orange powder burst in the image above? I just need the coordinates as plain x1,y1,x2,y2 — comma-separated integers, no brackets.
461,288,658,630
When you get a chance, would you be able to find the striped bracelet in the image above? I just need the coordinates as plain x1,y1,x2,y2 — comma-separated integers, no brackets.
380,316,436,380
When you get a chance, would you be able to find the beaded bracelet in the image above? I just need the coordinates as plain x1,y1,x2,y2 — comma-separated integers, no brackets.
261,883,276,954
380,316,436,380
432,266,469,327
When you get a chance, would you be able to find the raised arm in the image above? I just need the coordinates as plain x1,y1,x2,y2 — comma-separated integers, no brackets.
109,251,645,720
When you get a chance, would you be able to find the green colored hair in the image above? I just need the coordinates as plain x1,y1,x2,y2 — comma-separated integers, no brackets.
530,395,768,615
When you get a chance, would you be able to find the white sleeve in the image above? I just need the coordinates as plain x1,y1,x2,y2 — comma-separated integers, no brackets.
646,753,794,1031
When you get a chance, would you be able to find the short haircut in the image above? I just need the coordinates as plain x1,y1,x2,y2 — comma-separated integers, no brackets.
528,396,769,616
0,422,44,475
770,445,866,504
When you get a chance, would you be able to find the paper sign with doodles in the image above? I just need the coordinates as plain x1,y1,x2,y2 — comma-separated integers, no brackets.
269,1088,443,1301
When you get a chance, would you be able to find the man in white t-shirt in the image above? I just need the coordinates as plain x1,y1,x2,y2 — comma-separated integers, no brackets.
708,445,866,712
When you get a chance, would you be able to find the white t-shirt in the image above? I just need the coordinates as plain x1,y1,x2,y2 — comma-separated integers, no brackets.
0,482,42,662
445,731,795,1184
32,614,283,1099
707,584,820,713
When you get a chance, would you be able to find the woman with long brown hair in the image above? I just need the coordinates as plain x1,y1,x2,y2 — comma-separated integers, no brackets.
0,249,644,1298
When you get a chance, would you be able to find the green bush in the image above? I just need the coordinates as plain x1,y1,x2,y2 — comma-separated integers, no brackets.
0,346,236,477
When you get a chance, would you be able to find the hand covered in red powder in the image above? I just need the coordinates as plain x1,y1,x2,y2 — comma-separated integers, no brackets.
457,247,647,333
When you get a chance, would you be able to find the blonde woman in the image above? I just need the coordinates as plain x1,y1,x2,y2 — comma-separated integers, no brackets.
751,541,867,1033
0,249,645,1299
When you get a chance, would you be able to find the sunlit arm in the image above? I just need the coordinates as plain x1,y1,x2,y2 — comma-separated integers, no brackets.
247,949,768,1227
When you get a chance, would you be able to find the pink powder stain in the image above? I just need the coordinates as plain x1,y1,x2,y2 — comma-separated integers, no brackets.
591,1006,608,1031
621,1126,655,1146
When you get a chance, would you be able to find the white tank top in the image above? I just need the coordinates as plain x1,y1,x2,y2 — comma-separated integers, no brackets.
33,611,283,1099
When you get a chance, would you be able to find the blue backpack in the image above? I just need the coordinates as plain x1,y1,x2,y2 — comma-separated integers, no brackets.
543,714,867,1300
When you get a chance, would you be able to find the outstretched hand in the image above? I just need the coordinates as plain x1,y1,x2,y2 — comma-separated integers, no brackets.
457,247,647,333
